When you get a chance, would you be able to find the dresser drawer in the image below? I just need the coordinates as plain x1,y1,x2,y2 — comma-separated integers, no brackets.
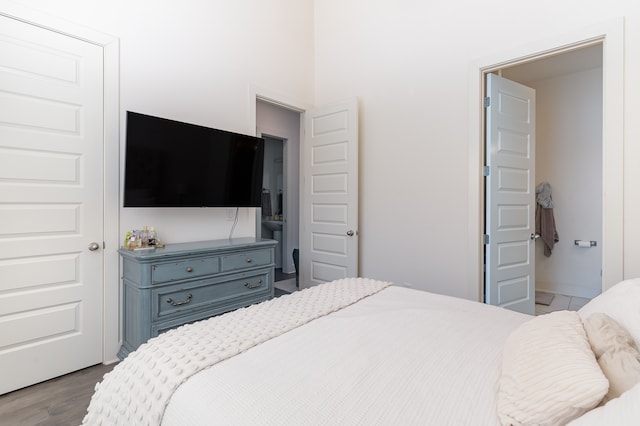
153,272,269,319
221,249,271,273
151,256,220,283
118,238,276,359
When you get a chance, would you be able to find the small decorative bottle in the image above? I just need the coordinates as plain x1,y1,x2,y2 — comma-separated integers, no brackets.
141,226,149,247
148,227,157,246
128,232,137,249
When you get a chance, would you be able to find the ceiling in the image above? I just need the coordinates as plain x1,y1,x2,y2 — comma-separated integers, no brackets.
501,44,603,84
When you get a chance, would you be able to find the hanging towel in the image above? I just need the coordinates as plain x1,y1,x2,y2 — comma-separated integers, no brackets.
535,182,559,257
535,182,554,208
261,189,272,217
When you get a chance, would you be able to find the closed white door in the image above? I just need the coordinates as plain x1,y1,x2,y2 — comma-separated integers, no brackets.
301,98,358,287
0,15,104,393
485,74,536,315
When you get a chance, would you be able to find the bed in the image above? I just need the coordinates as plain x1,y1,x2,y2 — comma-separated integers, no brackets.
82,277,640,425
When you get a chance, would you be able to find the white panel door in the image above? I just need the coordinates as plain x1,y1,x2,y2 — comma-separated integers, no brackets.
485,74,536,315
0,15,104,393
301,99,358,287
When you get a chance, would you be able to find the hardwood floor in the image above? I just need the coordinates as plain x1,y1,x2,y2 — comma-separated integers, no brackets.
0,363,116,426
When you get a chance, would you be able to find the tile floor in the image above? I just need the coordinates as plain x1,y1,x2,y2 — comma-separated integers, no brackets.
274,268,298,294
535,293,591,316
275,268,296,282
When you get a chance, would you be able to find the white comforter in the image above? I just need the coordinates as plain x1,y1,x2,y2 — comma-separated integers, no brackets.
163,285,530,425
84,278,392,425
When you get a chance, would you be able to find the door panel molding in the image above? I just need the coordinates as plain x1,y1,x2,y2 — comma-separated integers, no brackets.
302,98,359,288
468,18,624,303
0,0,120,363
485,74,536,314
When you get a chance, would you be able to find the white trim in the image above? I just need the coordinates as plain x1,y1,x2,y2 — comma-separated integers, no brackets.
0,1,116,46
468,18,624,302
1,1,121,363
103,38,121,363
248,85,310,137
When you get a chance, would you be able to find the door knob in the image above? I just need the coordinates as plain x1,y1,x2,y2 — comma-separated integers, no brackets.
88,242,100,251
530,233,541,240
346,230,355,237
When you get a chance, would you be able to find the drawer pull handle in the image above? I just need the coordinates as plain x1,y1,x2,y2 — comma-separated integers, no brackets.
246,258,252,263
186,267,193,273
166,293,193,306
244,280,263,289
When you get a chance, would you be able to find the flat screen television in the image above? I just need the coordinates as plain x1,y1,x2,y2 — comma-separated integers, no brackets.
123,111,264,208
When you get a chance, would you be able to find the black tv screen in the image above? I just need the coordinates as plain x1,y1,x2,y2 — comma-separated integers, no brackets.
124,111,264,208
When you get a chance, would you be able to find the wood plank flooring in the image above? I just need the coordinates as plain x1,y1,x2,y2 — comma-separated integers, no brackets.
0,363,116,426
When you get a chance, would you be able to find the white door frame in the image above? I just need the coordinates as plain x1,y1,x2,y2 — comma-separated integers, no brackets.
249,87,311,135
467,18,624,302
0,2,121,362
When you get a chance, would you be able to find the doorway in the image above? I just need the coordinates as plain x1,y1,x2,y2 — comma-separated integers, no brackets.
256,99,301,293
253,96,360,290
501,45,603,302
261,135,296,288
483,43,606,311
485,41,616,310
469,19,624,306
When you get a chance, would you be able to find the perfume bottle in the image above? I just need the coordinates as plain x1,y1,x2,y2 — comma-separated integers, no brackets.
141,226,149,247
148,226,157,246
128,232,138,249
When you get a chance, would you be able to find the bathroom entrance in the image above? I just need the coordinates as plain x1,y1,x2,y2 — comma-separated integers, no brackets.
483,43,605,313
256,99,301,292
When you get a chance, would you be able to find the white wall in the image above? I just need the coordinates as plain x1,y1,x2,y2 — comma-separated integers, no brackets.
8,0,315,244
10,0,640,303
531,68,603,299
314,0,640,299
6,0,314,360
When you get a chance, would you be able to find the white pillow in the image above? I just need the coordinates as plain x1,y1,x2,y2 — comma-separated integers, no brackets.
568,382,640,425
579,278,640,349
498,311,608,426
582,313,640,403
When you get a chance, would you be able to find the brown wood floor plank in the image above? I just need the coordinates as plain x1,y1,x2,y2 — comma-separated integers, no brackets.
0,363,116,426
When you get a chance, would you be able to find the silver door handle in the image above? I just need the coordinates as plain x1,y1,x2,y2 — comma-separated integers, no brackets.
88,242,100,251
530,233,540,240
347,230,355,237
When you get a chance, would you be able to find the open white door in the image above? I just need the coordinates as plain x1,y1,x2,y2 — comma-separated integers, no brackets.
300,98,358,287
0,15,104,393
485,74,536,315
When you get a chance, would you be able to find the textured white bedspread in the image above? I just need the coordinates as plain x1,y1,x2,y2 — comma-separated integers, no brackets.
83,278,391,425
163,285,530,425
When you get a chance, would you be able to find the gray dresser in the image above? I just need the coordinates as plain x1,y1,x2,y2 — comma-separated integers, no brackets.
117,237,277,359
